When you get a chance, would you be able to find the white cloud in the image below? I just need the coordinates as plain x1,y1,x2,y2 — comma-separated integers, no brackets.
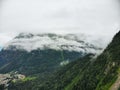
0,0,120,45
4,33,103,53
0,33,17,46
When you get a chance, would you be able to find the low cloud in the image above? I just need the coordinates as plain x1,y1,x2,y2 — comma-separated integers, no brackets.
0,0,120,45
0,32,17,46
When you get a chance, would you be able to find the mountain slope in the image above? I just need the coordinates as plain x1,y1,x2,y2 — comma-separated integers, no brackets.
9,31,120,90
74,30,120,90
0,33,102,76
59,31,120,90
8,54,94,90
0,49,82,75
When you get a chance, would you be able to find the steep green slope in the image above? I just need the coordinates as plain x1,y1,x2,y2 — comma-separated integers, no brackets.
67,31,120,90
36,31,120,90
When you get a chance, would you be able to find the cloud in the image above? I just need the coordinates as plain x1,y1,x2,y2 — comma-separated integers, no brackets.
0,0,120,45
0,32,17,46
4,33,103,53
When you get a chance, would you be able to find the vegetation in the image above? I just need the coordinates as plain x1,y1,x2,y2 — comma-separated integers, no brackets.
0,49,82,76
8,54,94,90
2,31,120,90
0,84,4,90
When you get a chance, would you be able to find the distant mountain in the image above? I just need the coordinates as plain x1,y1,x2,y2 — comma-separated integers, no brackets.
4,33,103,53
8,31,120,90
0,33,108,90
0,33,102,76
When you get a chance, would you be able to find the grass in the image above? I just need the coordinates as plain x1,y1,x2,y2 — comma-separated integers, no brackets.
22,77,36,82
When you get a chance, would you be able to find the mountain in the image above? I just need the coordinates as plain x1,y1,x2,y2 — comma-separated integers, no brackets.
4,33,103,53
70,31,120,90
8,54,94,90
42,31,120,90
0,33,102,76
8,31,120,90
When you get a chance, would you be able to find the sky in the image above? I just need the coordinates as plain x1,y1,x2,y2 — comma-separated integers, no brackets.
0,0,120,46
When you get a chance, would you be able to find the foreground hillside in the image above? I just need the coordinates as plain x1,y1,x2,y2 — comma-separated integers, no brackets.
49,31,120,90
8,31,120,90
50,31,120,90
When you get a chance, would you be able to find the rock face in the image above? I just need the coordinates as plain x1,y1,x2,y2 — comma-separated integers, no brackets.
0,72,25,90
0,74,11,88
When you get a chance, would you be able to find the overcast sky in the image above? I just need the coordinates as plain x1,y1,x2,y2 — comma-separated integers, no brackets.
0,0,120,46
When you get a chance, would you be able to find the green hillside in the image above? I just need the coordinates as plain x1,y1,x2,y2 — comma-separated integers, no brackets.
8,54,94,90
0,49,82,75
52,31,120,90
4,31,120,90
63,31,120,90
